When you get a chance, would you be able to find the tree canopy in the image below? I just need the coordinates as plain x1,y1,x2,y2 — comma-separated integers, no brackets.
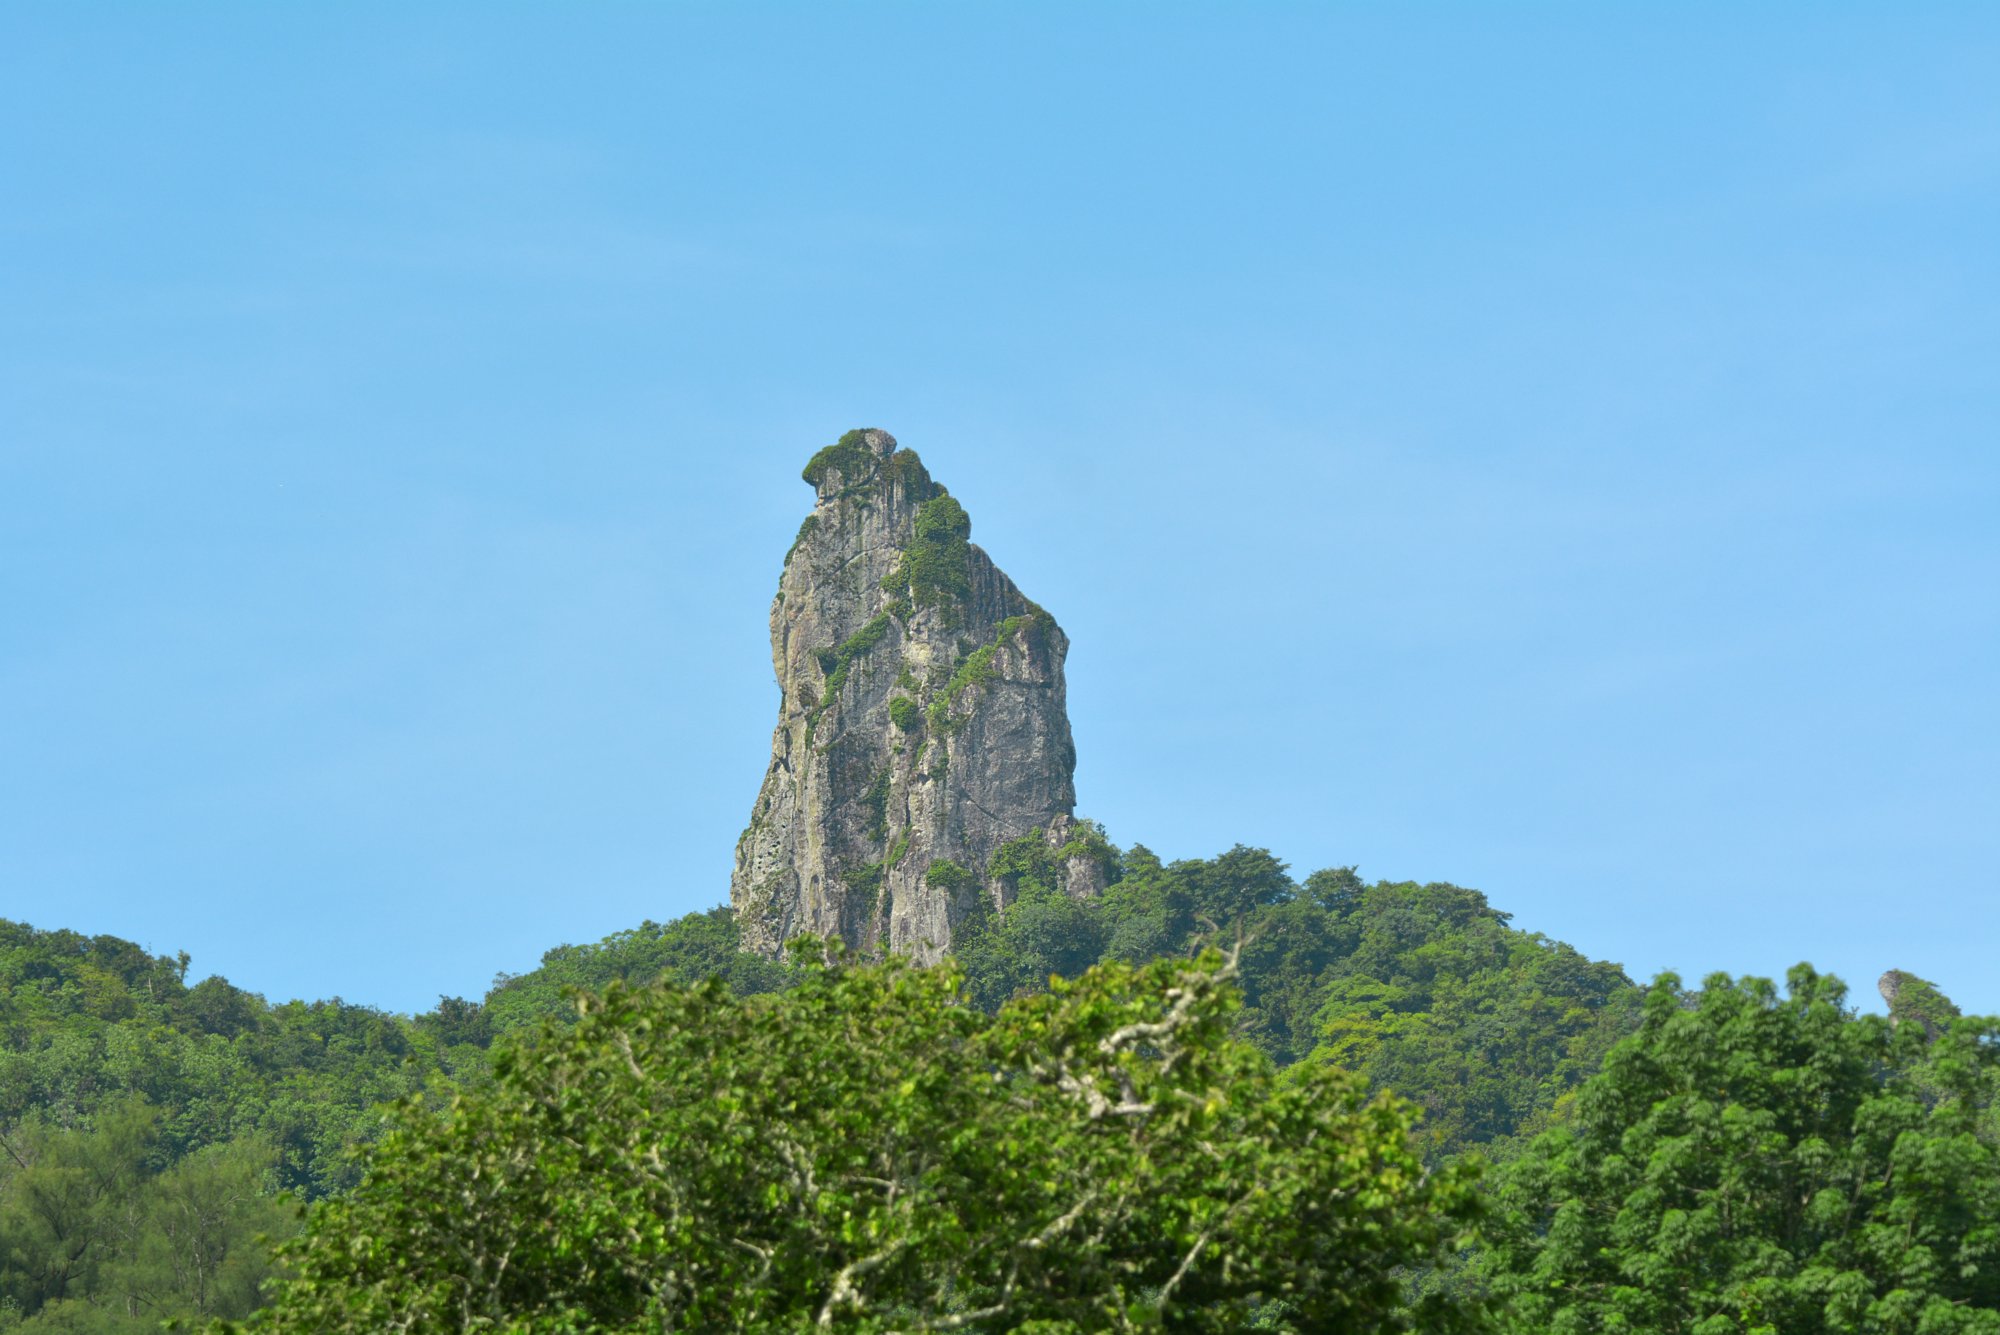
5,838,1994,1331
0,1096,291,1331
236,946,1486,1334
1480,967,2000,1335
954,838,1643,1160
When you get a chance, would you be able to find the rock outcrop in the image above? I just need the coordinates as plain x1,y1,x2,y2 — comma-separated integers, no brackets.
731,430,1089,960
1879,969,1962,1039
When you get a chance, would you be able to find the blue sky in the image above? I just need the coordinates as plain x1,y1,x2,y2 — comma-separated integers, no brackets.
4,5,1995,1016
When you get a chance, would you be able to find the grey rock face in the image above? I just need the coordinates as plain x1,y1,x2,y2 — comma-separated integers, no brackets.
1879,970,1907,1011
731,429,1083,960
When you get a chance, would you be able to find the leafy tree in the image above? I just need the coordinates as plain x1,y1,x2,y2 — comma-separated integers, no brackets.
950,838,1643,1158
1093,845,1182,966
237,947,1486,1333
0,1098,290,1330
948,843,1104,1011
1302,866,1366,915
1176,845,1294,926
1479,967,2000,1334
116,1137,291,1324
0,1097,155,1313
181,978,265,1041
1302,881,1640,1155
480,905,792,1037
1231,895,1352,1065
0,921,474,1201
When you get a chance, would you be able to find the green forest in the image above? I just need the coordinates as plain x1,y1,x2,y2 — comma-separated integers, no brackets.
2,835,1994,1331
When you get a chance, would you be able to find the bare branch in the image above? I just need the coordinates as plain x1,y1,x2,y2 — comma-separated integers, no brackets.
611,1031,646,1083
1025,1189,1099,1250
731,1236,774,1289
816,1240,906,1327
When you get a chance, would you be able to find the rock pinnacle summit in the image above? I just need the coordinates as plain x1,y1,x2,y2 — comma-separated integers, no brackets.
731,429,1097,960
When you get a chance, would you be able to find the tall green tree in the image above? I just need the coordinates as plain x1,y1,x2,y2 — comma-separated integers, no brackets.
1302,880,1640,1155
0,1098,154,1314
237,946,1486,1333
480,905,794,1036
1479,967,2000,1334
0,1099,290,1330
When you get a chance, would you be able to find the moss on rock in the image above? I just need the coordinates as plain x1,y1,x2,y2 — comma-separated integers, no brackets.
816,612,896,705
882,495,973,621
801,430,880,490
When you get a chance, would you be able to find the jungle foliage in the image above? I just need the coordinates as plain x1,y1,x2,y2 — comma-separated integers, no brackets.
0,1098,290,1331
0,921,472,1203
952,837,1642,1160
2,837,1995,1331
1481,968,2000,1334
0,910,788,1329
233,947,1486,1334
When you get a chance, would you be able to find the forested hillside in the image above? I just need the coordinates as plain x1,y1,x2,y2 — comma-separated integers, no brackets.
2,834,1992,1330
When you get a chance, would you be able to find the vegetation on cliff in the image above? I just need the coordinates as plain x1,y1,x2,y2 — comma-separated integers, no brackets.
1882,968,1965,1040
882,493,974,620
799,428,883,490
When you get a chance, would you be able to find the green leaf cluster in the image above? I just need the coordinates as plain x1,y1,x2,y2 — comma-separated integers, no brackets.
800,429,881,490
924,610,1052,734
0,1096,294,1330
236,947,1486,1333
480,906,793,1037
1480,966,2000,1333
0,922,477,1202
883,495,973,621
1885,968,1965,1041
813,610,898,710
949,839,1641,1161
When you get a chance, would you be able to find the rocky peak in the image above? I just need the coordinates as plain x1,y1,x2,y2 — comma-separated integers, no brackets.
1879,969,1962,1040
802,426,899,499
731,430,1089,960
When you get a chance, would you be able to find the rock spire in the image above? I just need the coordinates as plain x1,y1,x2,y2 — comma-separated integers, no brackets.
731,429,1090,960
1879,969,1962,1039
